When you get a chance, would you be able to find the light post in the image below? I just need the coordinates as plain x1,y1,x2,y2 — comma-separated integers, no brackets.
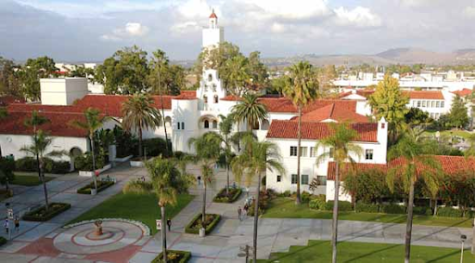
461,234,467,263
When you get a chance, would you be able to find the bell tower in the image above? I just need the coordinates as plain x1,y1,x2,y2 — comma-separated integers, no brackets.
202,9,224,48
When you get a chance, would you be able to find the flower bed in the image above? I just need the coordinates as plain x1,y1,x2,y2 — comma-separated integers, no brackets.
185,213,221,235
23,202,71,221
152,250,191,263
77,181,115,194
213,188,242,203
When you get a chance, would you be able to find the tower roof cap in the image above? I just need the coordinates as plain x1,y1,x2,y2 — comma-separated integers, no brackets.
209,9,217,19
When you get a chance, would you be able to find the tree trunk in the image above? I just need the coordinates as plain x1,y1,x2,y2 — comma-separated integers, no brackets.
161,205,167,263
139,126,143,158
253,172,261,263
90,135,98,191
158,66,170,157
226,163,230,196
332,162,340,263
38,158,49,210
202,181,207,227
405,180,415,263
296,106,302,205
433,198,438,216
471,218,475,255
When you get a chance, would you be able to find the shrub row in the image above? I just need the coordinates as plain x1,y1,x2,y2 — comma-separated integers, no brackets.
0,237,6,247
15,157,70,174
213,188,242,203
185,213,221,235
74,153,105,171
152,250,191,263
77,181,115,195
23,202,71,221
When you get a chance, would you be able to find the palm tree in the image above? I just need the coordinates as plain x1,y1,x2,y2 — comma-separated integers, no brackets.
70,108,109,192
387,127,441,263
283,61,319,205
121,94,162,159
217,114,234,194
316,122,363,263
124,157,182,263
188,132,222,229
231,134,285,262
231,93,267,132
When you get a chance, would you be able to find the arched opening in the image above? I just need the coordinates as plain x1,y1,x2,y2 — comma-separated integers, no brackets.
261,119,270,130
252,120,260,130
204,120,210,129
208,74,213,82
165,116,172,128
212,120,218,129
69,147,83,171
203,95,208,104
214,95,219,103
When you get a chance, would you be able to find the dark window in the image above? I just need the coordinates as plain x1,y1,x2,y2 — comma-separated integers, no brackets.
317,175,327,186
204,120,209,129
302,175,309,185
182,122,185,130
277,175,282,182
365,149,373,160
291,174,298,184
212,120,218,129
204,95,208,104
177,122,180,130
290,146,298,156
208,74,213,82
329,147,334,158
214,95,219,103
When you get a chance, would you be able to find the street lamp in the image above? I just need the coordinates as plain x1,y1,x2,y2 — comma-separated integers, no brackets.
461,234,467,263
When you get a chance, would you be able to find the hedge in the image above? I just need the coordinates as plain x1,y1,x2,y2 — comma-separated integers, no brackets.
23,202,71,221
309,195,326,210
185,213,221,235
325,201,353,212
74,153,105,171
437,207,464,218
15,157,70,174
0,237,6,247
355,202,380,213
142,138,172,158
213,188,242,203
77,181,114,194
152,250,191,263
381,204,406,214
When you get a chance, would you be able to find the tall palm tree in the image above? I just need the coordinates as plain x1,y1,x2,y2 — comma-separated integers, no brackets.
316,122,363,263
70,108,109,192
283,61,319,204
231,93,267,132
231,134,285,263
124,157,182,263
188,132,222,228
217,114,234,194
121,94,162,158
387,127,440,263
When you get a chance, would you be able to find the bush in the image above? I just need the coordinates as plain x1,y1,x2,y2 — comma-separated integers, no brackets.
213,188,242,203
142,138,171,158
51,161,71,174
325,201,352,212
152,250,191,263
15,157,70,174
23,203,71,221
381,204,405,214
185,213,221,235
74,152,105,171
301,191,312,203
280,190,292,197
15,157,39,172
437,207,463,218
355,202,380,213
309,195,326,210
77,181,114,194
413,206,433,216
0,237,6,247
248,191,272,216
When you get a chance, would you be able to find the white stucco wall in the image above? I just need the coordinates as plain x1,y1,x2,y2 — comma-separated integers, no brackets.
40,78,89,106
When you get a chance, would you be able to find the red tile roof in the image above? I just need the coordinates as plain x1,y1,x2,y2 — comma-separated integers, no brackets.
403,91,444,100
258,97,357,113
327,162,386,181
221,95,242,101
452,88,473,97
209,11,218,19
295,103,369,123
174,90,197,100
0,96,25,107
266,120,378,142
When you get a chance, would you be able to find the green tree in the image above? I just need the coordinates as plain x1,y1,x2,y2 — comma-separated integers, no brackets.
69,65,95,80
220,55,250,96
231,94,268,131
368,75,409,144
447,94,469,129
95,46,149,94
283,61,319,204
17,56,57,101
316,122,363,263
0,57,21,97
123,157,184,263
196,41,241,76
231,134,285,263
148,49,185,96
405,107,432,128
70,108,109,192
387,127,441,263
343,168,390,204
317,65,338,97
121,94,162,158
0,157,15,191
248,51,269,90
217,114,235,194
188,132,222,229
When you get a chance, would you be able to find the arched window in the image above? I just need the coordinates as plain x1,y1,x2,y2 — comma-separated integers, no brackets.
165,116,172,127
204,95,208,104
261,119,270,130
208,74,213,82
204,120,210,129
182,122,185,130
214,95,219,103
177,122,181,130
212,120,218,129
252,120,260,130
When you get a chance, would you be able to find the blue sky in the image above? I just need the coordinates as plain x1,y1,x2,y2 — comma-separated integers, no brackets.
1,0,475,62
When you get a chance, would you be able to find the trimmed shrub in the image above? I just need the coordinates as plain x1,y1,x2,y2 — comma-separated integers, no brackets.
413,206,433,216
309,195,326,210
437,207,463,218
213,188,242,203
325,201,352,212
381,204,405,214
280,190,292,197
77,181,114,194
15,157,39,172
185,213,221,235
355,202,380,213
301,191,312,203
74,152,105,171
23,203,71,221
0,237,6,247
152,250,191,263
142,138,171,158
51,161,71,174
15,157,70,174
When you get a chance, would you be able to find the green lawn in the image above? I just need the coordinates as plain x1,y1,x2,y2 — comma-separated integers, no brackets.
425,129,473,140
263,198,473,228
11,174,55,186
259,240,475,263
68,192,194,234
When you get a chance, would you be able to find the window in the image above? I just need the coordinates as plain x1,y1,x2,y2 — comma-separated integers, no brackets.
212,120,218,129
290,146,298,156
329,147,334,158
431,101,435,108
177,122,181,130
365,149,374,160
417,101,421,107
317,175,327,186
277,175,282,182
208,74,213,82
422,100,426,107
291,174,298,184
300,147,308,157
310,147,316,157
203,95,208,104
302,175,309,185
214,95,219,103
261,119,270,130
436,101,440,108
204,120,209,129
182,122,185,130
441,101,445,108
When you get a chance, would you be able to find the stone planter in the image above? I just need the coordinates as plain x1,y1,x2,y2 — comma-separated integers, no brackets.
199,227,206,237
79,164,112,177
130,160,145,168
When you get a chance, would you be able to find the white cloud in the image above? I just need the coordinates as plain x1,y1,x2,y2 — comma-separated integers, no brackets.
101,22,149,41
464,6,475,18
333,7,382,28
243,0,331,20
178,0,214,19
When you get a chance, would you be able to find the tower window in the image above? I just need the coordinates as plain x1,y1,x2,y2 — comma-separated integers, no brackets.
214,95,219,103
177,122,181,130
204,95,208,104
365,149,374,160
204,120,209,129
208,74,213,82
182,122,185,130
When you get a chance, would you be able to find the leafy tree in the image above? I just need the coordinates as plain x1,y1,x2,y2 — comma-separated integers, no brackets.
95,46,149,94
368,75,409,144
70,108,109,192
231,94,268,131
317,65,338,97
283,61,319,204
123,157,184,262
121,94,162,158
316,122,363,263
231,134,285,263
0,157,15,191
268,75,286,95
447,94,469,129
220,55,250,96
196,41,241,76
0,57,21,97
17,56,57,101
405,107,432,128
69,65,95,80
387,127,441,263
343,168,390,204
247,51,269,90
188,132,222,229
148,49,185,96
